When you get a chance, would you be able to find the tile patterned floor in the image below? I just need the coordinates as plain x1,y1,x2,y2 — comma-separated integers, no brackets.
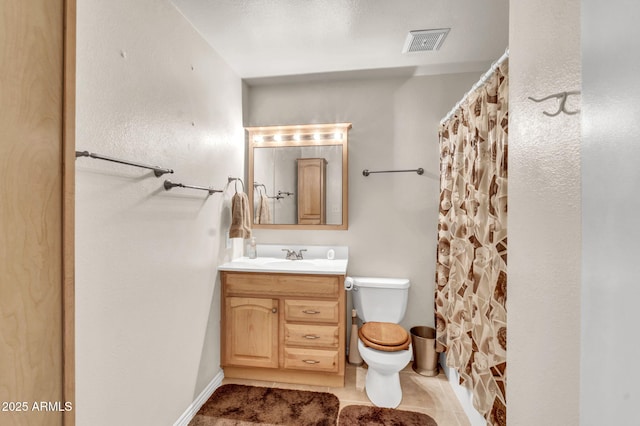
221,363,471,425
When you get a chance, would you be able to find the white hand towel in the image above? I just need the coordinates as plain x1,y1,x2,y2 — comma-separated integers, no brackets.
256,194,272,224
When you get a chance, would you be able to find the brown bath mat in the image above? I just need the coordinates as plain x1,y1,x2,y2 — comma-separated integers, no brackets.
338,404,438,425
189,384,339,426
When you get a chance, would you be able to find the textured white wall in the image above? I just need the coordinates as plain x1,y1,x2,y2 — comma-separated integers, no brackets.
581,1,640,424
75,1,243,424
246,72,480,333
508,0,581,424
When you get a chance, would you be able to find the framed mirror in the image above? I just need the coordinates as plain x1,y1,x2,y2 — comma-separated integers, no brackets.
247,123,351,230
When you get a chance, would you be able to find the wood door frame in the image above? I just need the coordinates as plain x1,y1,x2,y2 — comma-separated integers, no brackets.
63,0,76,425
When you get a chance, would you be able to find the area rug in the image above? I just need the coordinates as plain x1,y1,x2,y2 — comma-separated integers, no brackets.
189,384,340,426
338,404,438,426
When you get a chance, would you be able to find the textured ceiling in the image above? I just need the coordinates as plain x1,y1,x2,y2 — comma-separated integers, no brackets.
171,0,509,83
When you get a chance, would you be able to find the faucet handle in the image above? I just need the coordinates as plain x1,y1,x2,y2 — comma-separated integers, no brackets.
296,249,307,259
282,248,296,259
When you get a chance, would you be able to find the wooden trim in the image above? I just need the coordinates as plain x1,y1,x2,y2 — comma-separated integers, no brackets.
63,0,76,425
245,122,352,134
251,223,348,231
341,134,349,229
1,1,70,422
247,123,351,230
247,133,254,226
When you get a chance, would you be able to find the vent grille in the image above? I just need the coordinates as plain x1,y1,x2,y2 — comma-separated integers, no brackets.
403,28,450,53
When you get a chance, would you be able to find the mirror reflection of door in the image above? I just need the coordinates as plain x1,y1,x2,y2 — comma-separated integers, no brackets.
297,158,327,225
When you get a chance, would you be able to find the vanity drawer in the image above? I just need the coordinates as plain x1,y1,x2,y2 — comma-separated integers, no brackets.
224,273,275,295
284,299,339,323
285,323,339,348
284,347,339,372
275,275,340,298
224,273,339,298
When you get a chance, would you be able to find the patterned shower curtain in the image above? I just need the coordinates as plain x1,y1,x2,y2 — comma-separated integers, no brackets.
435,59,508,426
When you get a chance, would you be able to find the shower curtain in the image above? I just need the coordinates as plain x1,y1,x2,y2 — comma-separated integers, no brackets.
435,59,508,426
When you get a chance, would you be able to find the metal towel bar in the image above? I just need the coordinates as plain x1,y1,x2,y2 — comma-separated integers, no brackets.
362,168,424,177
76,150,173,177
163,180,223,195
254,182,291,199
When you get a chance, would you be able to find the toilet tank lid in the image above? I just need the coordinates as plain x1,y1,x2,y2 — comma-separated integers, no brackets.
350,276,410,289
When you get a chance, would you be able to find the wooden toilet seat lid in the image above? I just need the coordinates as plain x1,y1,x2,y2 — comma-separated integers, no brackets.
358,322,410,352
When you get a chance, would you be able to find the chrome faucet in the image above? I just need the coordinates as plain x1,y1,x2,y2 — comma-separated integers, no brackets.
282,248,307,260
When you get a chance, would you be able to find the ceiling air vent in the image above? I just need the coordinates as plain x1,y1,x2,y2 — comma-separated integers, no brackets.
402,28,450,53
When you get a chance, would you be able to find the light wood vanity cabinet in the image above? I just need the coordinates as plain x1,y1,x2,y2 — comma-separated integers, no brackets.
221,271,346,387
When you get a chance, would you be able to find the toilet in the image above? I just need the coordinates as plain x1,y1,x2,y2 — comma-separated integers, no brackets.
350,276,412,408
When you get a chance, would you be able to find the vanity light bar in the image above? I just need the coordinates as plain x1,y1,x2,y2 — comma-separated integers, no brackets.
253,132,343,144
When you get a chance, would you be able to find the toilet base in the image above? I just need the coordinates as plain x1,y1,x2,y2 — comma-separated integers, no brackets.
364,367,403,408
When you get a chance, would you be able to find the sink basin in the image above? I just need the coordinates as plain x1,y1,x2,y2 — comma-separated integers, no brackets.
264,258,326,265
218,256,348,275
218,244,348,275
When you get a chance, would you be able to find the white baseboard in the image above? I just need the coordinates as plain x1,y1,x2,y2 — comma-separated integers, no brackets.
173,371,224,426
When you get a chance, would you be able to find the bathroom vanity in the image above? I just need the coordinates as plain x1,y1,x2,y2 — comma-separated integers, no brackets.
218,245,348,387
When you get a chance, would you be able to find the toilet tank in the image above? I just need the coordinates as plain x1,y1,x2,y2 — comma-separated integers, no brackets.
350,277,410,323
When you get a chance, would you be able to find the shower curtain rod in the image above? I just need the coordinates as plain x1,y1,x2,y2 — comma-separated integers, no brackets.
440,48,509,125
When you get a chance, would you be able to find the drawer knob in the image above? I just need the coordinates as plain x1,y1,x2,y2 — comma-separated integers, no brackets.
272,308,278,313
304,334,320,339
302,309,321,314
302,359,320,364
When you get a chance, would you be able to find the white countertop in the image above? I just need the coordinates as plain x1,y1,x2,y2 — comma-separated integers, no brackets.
218,244,348,275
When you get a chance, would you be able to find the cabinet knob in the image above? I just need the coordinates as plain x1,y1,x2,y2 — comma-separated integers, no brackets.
272,308,278,313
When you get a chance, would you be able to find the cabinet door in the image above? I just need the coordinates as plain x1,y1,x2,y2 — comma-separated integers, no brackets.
297,158,327,224
225,297,279,368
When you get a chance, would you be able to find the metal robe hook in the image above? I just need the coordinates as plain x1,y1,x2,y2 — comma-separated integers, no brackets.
528,91,581,117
